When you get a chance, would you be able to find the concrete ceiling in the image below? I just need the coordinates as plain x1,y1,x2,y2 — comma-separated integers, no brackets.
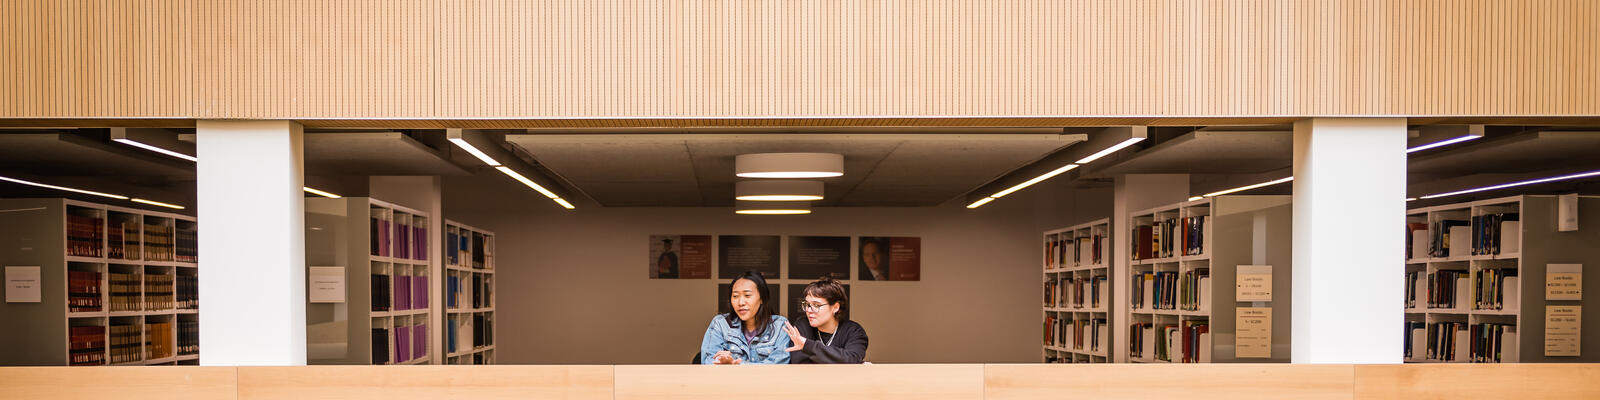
0,132,195,178
1080,130,1292,178
304,132,472,176
505,131,1084,206
1407,131,1600,176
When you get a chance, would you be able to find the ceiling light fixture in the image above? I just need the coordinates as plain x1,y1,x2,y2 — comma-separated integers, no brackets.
1406,135,1482,153
0,175,130,200
1188,196,1204,201
1075,137,1146,164
965,197,995,209
497,166,576,209
449,137,503,167
735,153,844,179
994,164,1079,199
132,198,185,210
113,138,197,162
1419,169,1600,200
303,187,342,198
735,180,824,201
1202,177,1295,198
735,200,811,215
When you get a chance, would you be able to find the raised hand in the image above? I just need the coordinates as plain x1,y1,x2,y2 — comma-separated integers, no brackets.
784,321,807,352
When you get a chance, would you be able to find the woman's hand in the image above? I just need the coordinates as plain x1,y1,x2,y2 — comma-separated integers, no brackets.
784,322,807,352
712,351,741,365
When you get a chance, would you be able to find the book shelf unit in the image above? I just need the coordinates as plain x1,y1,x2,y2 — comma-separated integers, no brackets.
1042,218,1111,363
1403,194,1600,363
443,220,496,365
0,198,199,366
305,197,432,365
1127,196,1293,364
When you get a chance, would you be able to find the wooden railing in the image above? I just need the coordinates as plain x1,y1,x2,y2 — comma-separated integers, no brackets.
2,364,1598,399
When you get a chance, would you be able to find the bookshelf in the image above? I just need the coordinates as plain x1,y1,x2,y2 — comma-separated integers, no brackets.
1042,218,1111,363
443,220,496,365
1127,196,1293,363
1403,194,1600,363
0,198,199,366
305,197,433,365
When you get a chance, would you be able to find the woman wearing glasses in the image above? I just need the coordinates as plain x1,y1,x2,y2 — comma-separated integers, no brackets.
699,271,791,364
784,277,869,363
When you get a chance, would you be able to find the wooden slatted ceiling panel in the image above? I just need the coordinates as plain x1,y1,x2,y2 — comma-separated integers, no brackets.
0,0,193,118
194,0,432,118
3,0,1599,119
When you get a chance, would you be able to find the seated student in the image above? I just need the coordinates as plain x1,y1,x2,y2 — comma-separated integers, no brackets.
700,271,791,364
784,277,868,363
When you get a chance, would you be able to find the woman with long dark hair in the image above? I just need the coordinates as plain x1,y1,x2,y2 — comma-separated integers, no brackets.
699,271,791,364
784,276,868,363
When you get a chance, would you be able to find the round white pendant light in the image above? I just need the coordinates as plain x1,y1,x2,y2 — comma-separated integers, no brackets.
735,180,824,201
734,200,812,215
735,153,844,179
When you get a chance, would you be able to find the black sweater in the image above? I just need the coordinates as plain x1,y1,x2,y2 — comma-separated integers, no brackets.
787,316,868,364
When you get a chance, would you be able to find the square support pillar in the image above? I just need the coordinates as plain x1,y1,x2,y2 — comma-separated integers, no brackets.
1291,118,1406,363
197,120,307,366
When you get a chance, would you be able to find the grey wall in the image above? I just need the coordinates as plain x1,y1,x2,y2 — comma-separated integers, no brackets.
442,173,1110,364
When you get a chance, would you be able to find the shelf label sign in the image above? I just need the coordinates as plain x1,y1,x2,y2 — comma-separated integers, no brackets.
1545,305,1582,357
5,266,41,303
1236,307,1273,359
1547,264,1583,301
309,266,346,303
1236,265,1273,302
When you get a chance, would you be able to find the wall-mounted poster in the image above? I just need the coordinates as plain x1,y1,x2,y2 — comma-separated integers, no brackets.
858,237,921,281
719,235,781,279
787,283,852,322
649,235,712,279
718,282,783,316
788,236,851,280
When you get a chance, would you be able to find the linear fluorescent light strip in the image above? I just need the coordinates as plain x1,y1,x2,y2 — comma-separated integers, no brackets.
303,187,342,198
496,166,575,209
1202,177,1294,198
1075,137,1146,164
1419,169,1600,200
992,164,1080,199
132,198,185,210
1406,135,1482,153
113,138,198,162
449,137,503,166
0,175,130,200
965,197,995,209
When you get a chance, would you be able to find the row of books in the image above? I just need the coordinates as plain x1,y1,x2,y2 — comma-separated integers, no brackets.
143,224,176,262
371,210,392,257
69,326,106,366
370,274,431,312
1046,317,1107,352
1178,321,1211,363
1422,271,1471,310
1471,213,1520,256
176,226,198,263
1129,322,1211,362
107,222,142,260
109,273,143,312
69,271,103,312
1413,215,1523,259
142,274,175,310
67,214,105,257
109,323,141,364
1406,321,1518,362
369,212,429,260
176,274,198,309
446,313,496,353
1177,271,1212,312
372,324,429,364
1044,234,1105,268
177,320,199,355
447,229,491,269
1131,272,1180,311
1474,268,1519,311
446,274,494,309
1132,216,1208,260
1044,276,1105,309
145,321,173,359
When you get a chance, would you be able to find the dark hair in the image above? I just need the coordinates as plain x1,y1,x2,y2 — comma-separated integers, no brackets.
802,276,849,321
724,271,776,334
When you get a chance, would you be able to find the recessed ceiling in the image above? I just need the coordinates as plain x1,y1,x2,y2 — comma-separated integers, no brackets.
1080,130,1292,178
0,132,195,178
1407,131,1600,176
505,131,1084,206
304,132,471,176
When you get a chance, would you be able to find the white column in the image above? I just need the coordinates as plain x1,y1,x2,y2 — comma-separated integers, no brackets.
197,120,306,366
1291,118,1406,363
1111,174,1187,363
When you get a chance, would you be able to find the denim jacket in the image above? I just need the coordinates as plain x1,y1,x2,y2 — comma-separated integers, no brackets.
699,314,791,364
